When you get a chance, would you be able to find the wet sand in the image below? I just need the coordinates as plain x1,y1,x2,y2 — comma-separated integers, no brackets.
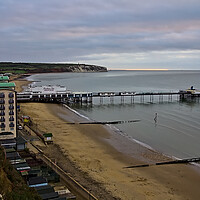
13,78,32,92
17,79,200,200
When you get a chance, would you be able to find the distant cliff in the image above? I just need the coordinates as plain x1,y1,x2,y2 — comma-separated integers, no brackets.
0,62,108,74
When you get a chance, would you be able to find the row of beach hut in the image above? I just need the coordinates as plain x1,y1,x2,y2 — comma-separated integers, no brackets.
0,137,75,200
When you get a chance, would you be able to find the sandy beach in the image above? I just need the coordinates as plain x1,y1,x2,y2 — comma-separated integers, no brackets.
16,79,200,200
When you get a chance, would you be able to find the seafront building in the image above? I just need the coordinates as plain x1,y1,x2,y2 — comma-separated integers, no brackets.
0,76,73,199
0,76,17,139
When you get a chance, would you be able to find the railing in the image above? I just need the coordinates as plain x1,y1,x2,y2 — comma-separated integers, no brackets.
16,90,192,104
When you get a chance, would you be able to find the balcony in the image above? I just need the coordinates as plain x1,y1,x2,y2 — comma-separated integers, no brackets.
9,99,14,104
0,123,5,128
0,106,5,110
8,93,14,98
9,105,14,110
0,93,5,98
0,99,5,104
9,122,15,128
9,111,14,115
0,117,5,122
9,117,14,121
0,112,5,116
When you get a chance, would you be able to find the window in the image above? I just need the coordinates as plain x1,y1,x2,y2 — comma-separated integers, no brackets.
0,99,5,104
0,93,5,98
0,123,5,128
1,128,5,131
9,99,14,104
9,105,14,110
0,117,5,122
9,93,14,98
9,122,14,127
0,111,5,116
9,116,14,121
0,105,5,110
9,111,14,115
10,128,14,131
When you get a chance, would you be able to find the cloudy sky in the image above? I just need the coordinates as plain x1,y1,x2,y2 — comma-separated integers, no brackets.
0,0,200,69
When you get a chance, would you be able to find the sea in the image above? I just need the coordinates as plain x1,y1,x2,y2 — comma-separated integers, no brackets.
27,70,200,159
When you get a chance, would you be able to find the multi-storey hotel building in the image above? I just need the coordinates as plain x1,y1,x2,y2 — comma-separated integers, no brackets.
0,81,17,139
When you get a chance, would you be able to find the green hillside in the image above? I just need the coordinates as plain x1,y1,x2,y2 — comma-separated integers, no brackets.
0,62,107,74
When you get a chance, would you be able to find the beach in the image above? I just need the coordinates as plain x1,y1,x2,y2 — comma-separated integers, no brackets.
17,79,200,200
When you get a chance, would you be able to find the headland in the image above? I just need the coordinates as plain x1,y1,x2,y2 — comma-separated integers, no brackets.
0,62,107,74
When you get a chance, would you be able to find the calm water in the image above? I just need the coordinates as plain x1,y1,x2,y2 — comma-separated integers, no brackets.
28,70,200,159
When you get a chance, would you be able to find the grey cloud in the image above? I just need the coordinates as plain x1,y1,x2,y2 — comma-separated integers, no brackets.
0,0,200,69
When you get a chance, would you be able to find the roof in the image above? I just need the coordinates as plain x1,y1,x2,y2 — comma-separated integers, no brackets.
25,85,67,94
26,158,43,166
40,192,59,200
53,197,67,200
36,185,55,194
43,133,53,137
6,151,19,158
22,115,30,119
28,169,41,176
28,176,47,186
10,158,26,165
6,152,21,160
35,185,53,191
0,76,9,81
0,82,15,88
16,136,27,144
5,148,16,153
20,170,29,176
14,162,31,171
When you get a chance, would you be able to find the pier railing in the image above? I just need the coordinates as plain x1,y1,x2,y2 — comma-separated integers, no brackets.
16,90,196,104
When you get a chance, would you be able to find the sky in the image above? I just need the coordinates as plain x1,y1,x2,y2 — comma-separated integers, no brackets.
0,0,200,70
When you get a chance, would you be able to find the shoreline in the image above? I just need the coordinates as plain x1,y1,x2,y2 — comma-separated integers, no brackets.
17,73,164,163
62,103,171,164
62,103,182,164
16,76,200,200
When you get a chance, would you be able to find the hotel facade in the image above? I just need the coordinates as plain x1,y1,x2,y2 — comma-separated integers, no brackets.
0,79,17,139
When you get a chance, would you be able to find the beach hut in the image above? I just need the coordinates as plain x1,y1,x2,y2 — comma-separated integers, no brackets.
6,151,21,160
16,136,27,150
35,185,59,200
43,133,53,144
28,176,48,188
22,116,30,123
13,162,31,171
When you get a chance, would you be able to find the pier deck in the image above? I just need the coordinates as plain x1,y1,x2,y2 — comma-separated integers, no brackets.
17,90,198,103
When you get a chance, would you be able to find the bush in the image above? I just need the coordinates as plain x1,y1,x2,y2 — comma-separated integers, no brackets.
0,147,41,200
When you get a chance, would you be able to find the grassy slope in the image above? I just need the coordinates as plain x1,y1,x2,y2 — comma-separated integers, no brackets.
0,146,41,200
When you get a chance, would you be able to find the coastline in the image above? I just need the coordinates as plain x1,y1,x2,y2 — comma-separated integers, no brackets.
61,103,171,164
16,77,200,200
12,75,32,92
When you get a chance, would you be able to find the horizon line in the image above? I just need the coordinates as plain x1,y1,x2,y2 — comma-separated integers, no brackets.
108,68,169,71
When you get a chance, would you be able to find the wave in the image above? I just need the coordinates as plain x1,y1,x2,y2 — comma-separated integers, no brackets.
63,104,158,153
106,124,155,150
104,124,182,162
106,126,200,168
62,104,185,162
26,75,35,82
63,104,91,121
59,104,200,169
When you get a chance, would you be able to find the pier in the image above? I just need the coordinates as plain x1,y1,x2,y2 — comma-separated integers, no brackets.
17,90,199,104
